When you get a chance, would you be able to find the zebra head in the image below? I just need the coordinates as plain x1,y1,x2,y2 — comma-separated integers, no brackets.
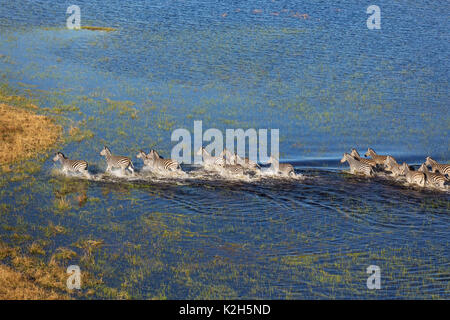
364,148,375,158
425,156,435,166
418,163,428,173
53,152,65,162
150,149,162,159
400,163,409,174
340,153,350,163
136,150,147,160
350,148,361,159
196,147,205,156
100,146,110,157
384,156,397,170
267,155,279,164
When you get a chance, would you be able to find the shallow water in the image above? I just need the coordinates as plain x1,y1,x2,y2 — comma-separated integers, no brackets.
0,1,449,299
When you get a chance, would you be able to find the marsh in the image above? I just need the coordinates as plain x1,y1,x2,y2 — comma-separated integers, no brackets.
0,0,448,299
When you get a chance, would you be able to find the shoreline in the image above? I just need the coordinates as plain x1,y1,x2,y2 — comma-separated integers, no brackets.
0,102,61,168
0,92,65,299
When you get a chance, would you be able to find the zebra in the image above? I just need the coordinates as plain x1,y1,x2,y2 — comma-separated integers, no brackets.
53,152,89,177
350,148,377,167
400,163,426,187
219,148,236,165
364,148,388,166
383,156,403,177
418,163,448,188
425,157,450,176
196,147,225,167
145,149,180,172
267,156,295,176
100,146,134,174
234,154,260,171
340,153,374,177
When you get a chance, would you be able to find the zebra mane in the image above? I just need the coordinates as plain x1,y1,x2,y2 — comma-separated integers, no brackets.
57,152,66,159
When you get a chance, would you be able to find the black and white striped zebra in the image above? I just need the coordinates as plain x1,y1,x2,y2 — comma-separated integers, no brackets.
235,154,260,171
418,163,448,188
53,152,89,176
219,148,235,165
351,148,377,167
137,149,180,172
364,148,388,166
400,163,426,187
196,147,225,167
100,146,134,174
267,156,295,176
425,157,450,176
383,156,404,177
340,153,374,177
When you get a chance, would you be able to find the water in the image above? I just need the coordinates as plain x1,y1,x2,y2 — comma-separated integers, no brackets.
0,1,449,299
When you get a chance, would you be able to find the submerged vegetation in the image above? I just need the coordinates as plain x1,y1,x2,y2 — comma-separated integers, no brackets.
81,26,117,32
0,2,448,300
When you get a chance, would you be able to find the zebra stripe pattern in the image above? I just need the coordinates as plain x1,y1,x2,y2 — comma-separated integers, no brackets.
425,157,450,176
401,163,426,187
53,152,89,175
364,148,387,165
351,148,377,167
148,149,180,171
196,147,225,167
268,156,295,176
100,146,134,173
341,153,374,177
419,163,448,188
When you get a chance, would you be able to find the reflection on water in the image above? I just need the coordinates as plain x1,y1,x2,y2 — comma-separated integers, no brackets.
0,0,449,298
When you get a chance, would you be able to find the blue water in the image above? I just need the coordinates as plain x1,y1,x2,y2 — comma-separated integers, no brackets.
0,1,448,299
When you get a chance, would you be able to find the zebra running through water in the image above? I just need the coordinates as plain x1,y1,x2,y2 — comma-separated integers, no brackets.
350,148,377,167
100,146,135,174
53,152,90,177
266,155,295,177
418,163,448,188
196,147,225,167
364,148,388,166
400,163,426,187
383,156,405,177
137,149,181,172
340,153,374,177
425,157,450,176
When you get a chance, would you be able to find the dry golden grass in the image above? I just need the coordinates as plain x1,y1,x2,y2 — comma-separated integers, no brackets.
0,243,69,300
0,103,62,165
81,26,117,32
0,264,66,300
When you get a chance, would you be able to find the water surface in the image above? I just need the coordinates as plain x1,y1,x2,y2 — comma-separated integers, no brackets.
0,0,448,299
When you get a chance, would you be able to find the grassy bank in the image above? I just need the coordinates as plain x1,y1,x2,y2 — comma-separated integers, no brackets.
0,88,65,299
0,85,62,166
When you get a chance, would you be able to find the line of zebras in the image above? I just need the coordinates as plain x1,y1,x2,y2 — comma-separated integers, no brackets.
52,146,296,177
341,147,450,189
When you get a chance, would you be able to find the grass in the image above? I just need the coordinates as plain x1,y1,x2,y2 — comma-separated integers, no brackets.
81,26,117,32
0,103,61,165
0,264,67,299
